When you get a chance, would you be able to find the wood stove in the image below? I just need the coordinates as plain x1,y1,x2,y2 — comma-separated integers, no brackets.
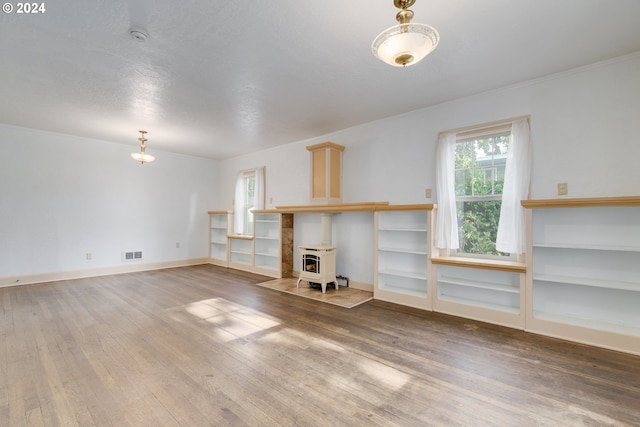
296,245,337,293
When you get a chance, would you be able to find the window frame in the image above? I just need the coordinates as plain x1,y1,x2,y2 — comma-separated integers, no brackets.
451,126,515,261
240,170,256,236
234,167,264,236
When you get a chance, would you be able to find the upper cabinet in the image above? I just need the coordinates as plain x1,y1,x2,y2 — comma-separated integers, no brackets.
306,142,344,205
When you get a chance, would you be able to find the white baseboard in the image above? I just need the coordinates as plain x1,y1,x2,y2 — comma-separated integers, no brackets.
347,281,373,292
0,258,210,288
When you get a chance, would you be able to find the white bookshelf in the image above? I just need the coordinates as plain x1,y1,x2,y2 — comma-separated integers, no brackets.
433,264,525,329
374,205,433,310
523,197,640,355
253,212,282,276
229,237,253,267
207,210,291,279
208,211,229,267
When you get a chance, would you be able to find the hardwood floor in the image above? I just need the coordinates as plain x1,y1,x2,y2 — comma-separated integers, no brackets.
1,264,639,426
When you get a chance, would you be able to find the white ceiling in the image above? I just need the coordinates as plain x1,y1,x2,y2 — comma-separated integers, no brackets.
1,1,640,159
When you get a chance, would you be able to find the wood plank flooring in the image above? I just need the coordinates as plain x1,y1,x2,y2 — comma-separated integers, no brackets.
1,264,639,426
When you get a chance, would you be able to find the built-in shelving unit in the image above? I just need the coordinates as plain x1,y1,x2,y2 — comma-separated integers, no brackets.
523,196,640,355
429,229,526,328
374,205,433,310
434,264,525,328
208,211,229,267
254,214,279,263
207,210,291,279
229,235,253,267
207,195,640,355
253,212,282,276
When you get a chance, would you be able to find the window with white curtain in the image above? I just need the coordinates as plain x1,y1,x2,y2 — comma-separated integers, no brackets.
436,118,531,258
234,167,265,235
454,127,510,257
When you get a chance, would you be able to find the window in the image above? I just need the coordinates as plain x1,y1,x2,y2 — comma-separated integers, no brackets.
436,118,531,258
241,171,256,235
234,167,265,235
454,130,510,257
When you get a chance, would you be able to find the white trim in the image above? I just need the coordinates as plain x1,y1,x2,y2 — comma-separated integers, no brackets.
0,258,210,288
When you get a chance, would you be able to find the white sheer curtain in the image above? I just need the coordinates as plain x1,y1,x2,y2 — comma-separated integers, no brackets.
496,119,531,254
435,132,459,250
254,166,265,211
233,167,265,234
233,171,246,234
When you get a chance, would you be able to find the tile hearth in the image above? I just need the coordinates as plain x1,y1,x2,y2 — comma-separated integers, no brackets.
257,278,373,308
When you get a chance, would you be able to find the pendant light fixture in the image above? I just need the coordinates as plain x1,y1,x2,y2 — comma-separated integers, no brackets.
131,130,155,164
372,0,439,67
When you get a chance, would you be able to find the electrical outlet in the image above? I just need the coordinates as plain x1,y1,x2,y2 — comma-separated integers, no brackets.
557,182,568,196
176,242,180,248
425,188,432,198
86,253,92,260
269,197,273,204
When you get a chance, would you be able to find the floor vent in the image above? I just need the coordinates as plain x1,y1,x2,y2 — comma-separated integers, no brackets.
122,251,143,262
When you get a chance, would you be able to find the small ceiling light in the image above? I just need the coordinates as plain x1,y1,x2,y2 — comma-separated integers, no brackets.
372,0,439,67
131,130,155,164
129,28,149,43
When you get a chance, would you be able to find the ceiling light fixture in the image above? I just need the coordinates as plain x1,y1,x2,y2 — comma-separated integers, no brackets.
372,0,439,67
131,130,155,164
129,28,149,43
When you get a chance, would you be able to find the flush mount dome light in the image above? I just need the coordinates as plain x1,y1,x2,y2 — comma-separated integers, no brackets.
129,28,149,42
372,0,439,67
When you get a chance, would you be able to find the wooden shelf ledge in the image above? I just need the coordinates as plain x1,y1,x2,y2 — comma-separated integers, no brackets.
273,202,435,213
251,209,282,214
521,196,640,209
431,256,526,273
376,204,436,212
275,202,389,213
227,234,254,240
213,204,436,215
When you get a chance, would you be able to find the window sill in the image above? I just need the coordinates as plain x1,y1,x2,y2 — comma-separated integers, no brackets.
431,256,526,273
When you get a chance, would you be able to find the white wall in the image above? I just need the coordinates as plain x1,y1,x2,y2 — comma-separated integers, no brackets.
0,125,219,282
4,53,636,286
216,53,640,285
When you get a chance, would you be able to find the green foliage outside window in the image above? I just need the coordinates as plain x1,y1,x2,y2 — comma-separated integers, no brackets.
455,134,510,256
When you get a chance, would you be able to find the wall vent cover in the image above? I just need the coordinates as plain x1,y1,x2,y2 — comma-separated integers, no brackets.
122,251,143,262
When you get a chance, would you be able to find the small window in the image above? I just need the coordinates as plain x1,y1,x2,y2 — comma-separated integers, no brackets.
436,117,531,257
234,167,265,235
454,129,511,258
241,171,256,235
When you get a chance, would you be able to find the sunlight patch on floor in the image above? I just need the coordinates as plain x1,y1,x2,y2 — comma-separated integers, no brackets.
359,359,410,391
170,297,282,342
183,301,224,319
